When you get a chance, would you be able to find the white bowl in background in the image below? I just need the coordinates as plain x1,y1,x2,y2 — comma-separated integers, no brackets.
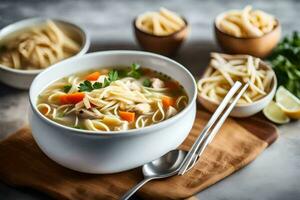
197,61,277,118
0,18,90,89
29,50,197,174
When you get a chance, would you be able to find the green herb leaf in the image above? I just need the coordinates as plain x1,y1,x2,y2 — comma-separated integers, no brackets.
104,78,110,87
127,63,142,79
93,82,102,89
117,69,127,78
78,70,119,92
108,70,119,81
269,31,300,98
132,63,140,70
63,85,72,93
78,80,93,92
143,78,151,87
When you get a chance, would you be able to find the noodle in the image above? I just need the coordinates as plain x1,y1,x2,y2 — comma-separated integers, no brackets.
198,53,274,105
37,66,188,132
0,20,80,70
216,5,277,38
136,7,185,36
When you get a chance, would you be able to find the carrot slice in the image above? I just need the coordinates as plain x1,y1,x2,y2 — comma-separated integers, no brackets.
60,92,85,104
85,71,101,81
162,96,175,108
119,111,135,122
60,95,69,104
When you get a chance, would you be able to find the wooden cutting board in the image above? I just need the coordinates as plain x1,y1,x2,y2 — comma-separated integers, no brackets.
0,109,278,200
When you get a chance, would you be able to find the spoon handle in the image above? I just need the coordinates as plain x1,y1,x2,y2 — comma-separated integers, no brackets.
120,177,153,200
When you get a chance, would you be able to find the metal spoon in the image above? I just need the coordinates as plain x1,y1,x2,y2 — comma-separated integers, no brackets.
121,82,248,200
120,150,187,200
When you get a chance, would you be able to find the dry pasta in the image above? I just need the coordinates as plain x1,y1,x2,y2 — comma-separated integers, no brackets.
216,5,277,38
0,20,80,70
198,53,274,105
136,7,186,36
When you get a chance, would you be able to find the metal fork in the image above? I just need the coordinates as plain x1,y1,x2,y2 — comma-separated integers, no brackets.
178,81,250,175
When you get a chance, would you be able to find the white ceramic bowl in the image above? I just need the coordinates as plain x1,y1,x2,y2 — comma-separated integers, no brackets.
198,61,277,118
29,51,197,174
0,18,90,89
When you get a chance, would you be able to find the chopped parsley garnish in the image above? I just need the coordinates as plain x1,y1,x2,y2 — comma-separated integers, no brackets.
63,85,72,93
92,82,102,89
103,78,110,87
78,80,94,92
78,70,119,92
108,70,119,82
117,69,128,78
127,63,142,79
143,78,151,87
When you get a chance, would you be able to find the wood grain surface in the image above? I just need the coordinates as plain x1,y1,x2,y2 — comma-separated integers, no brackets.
0,110,278,200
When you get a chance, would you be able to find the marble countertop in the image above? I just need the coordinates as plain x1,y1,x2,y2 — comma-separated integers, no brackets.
0,0,300,199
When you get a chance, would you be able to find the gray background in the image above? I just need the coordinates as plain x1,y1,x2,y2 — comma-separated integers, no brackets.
0,0,300,199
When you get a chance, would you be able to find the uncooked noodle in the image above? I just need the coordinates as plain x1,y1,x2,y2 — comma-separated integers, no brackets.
0,20,80,70
198,53,274,105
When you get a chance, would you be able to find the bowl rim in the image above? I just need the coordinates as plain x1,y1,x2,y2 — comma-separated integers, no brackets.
214,10,281,40
29,50,197,137
133,16,189,38
0,17,90,74
197,58,278,108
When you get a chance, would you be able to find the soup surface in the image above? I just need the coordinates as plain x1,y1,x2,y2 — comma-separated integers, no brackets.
37,64,188,132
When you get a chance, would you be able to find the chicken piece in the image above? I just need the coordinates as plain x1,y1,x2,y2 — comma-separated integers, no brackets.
114,121,129,131
127,81,141,91
119,102,127,110
78,109,103,119
151,78,165,89
166,106,177,118
134,103,151,114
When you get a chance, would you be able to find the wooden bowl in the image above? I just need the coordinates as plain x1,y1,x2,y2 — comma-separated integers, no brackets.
214,13,281,58
133,18,189,56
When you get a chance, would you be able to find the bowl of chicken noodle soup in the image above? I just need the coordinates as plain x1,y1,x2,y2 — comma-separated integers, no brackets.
29,51,197,173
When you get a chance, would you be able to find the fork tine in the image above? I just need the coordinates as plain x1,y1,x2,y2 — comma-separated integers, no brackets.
179,82,250,175
177,81,242,175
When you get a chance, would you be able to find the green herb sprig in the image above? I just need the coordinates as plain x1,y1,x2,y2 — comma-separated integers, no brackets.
127,63,142,79
78,70,119,92
63,85,72,93
142,78,151,87
269,31,300,98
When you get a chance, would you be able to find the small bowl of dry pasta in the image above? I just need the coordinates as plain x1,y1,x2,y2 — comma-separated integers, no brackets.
134,7,189,56
197,53,277,118
214,5,281,58
0,18,90,89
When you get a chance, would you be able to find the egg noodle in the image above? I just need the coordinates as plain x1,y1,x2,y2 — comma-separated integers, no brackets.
198,53,274,105
136,7,185,36
217,5,277,38
0,20,80,70
37,67,188,132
